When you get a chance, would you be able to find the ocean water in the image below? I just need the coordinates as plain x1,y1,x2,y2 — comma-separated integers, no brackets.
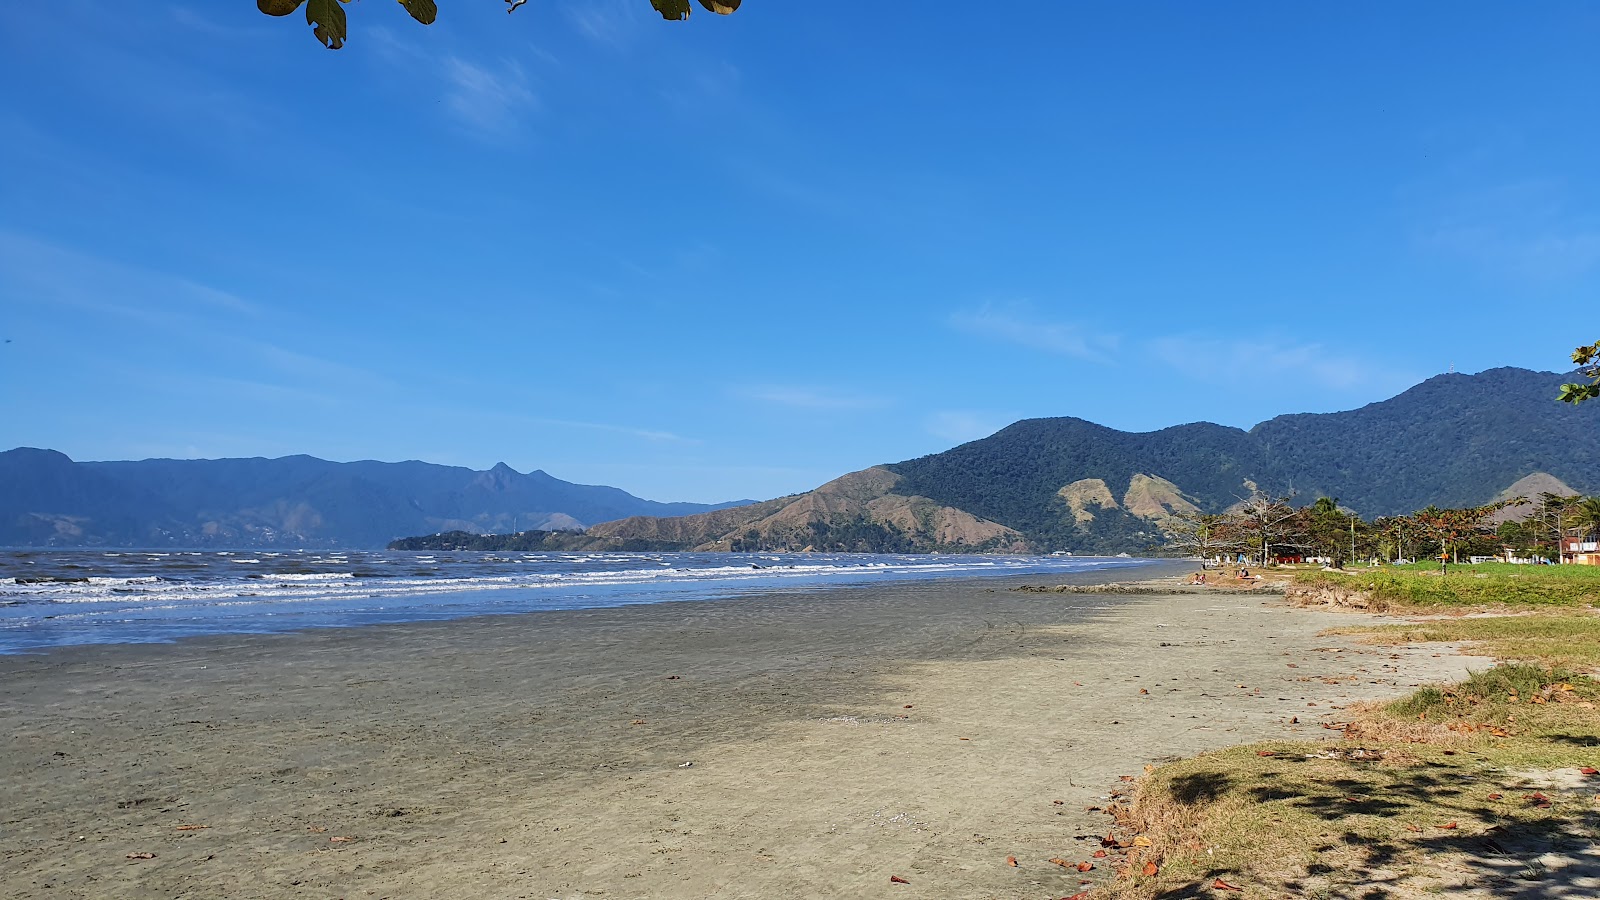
0,549,1150,654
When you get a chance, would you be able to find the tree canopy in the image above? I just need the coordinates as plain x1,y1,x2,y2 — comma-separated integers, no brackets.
256,0,740,50
1559,340,1600,405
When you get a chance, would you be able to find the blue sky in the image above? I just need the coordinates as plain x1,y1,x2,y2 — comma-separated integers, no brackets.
2,2,1596,503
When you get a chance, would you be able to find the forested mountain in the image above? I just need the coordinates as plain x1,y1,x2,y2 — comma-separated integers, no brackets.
0,450,750,548
581,367,1599,554
886,367,1598,549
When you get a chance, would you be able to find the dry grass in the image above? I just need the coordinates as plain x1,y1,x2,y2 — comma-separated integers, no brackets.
1093,668,1600,899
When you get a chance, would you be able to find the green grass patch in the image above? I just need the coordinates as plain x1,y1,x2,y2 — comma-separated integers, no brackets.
1102,668,1600,899
1294,566,1600,609
1326,615,1600,670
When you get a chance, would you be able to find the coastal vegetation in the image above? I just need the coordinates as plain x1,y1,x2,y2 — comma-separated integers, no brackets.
1101,665,1600,899
1165,486,1600,570
1559,339,1600,404
1100,558,1600,898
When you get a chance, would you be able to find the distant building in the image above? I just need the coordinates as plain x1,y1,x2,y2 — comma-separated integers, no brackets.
1561,538,1600,566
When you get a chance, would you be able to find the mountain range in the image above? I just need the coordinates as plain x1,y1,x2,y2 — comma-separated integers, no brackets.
0,450,750,548
547,367,1600,554
7,367,1597,553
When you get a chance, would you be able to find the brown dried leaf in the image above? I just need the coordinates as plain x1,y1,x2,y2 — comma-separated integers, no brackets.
1213,878,1243,891
889,874,909,884
1005,855,1017,867
125,852,156,860
1142,861,1159,877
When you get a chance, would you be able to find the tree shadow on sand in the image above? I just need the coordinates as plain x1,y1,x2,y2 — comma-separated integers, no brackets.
1190,754,1600,899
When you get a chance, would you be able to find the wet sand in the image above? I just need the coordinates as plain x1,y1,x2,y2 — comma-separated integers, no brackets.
0,564,1486,899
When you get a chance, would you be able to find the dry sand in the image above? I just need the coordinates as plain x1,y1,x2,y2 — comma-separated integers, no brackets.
0,564,1488,899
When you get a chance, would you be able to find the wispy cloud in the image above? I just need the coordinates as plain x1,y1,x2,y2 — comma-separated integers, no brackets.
367,28,538,139
949,301,1118,362
566,0,644,48
1146,335,1418,393
736,384,889,411
1416,179,1600,281
925,410,1012,444
441,56,537,136
0,230,259,320
427,406,695,444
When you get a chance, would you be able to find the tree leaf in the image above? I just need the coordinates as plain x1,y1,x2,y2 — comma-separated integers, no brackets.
1141,861,1159,877
652,0,693,19
258,0,305,15
698,0,742,12
306,0,347,49
397,0,437,25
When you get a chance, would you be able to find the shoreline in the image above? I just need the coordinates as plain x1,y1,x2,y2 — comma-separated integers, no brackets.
0,551,1159,657
0,561,1487,899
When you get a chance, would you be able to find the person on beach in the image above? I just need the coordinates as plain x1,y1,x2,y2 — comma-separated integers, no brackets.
1188,572,1207,585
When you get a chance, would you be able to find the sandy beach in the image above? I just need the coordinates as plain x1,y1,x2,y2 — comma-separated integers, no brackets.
0,564,1488,899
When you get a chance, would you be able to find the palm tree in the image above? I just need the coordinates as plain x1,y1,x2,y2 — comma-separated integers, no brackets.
1569,497,1600,542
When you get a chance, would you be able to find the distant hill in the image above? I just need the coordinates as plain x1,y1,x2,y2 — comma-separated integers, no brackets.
0,450,750,548
584,367,1600,554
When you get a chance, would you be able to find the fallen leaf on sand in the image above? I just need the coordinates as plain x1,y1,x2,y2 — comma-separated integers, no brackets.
665,675,680,680
1488,727,1510,737
1581,767,1598,776
1142,861,1160,877
1076,861,1094,872
1256,751,1276,757
1119,775,1135,782
889,874,909,884
1065,893,1090,900
1487,793,1503,800
1435,822,1458,830
330,836,355,843
1139,689,1149,695
630,719,645,725
1213,878,1243,891
125,852,155,860
174,824,209,831
1053,799,1065,805
1074,681,1084,686
959,737,970,741
1133,835,1153,848
1049,858,1072,868
1006,856,1017,867
903,705,913,709
1144,764,1155,774
1404,824,1422,833
1093,849,1108,858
